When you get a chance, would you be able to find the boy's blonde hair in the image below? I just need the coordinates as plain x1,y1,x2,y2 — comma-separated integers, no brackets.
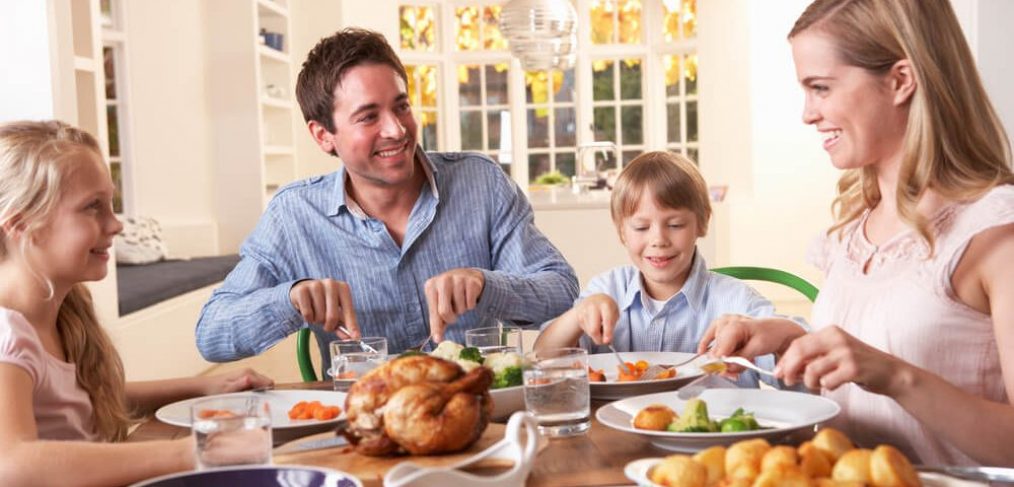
610,151,711,235
790,0,1013,248
0,120,132,441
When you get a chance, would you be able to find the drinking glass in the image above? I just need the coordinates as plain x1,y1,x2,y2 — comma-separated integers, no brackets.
329,337,388,391
523,347,590,437
465,325,523,355
191,395,272,470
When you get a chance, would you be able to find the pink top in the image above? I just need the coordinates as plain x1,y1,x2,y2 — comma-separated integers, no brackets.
0,308,98,441
808,185,1014,466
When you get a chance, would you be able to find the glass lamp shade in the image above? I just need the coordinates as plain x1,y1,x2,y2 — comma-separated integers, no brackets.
500,0,578,71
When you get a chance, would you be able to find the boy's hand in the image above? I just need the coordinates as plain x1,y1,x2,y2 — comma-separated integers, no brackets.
574,294,620,344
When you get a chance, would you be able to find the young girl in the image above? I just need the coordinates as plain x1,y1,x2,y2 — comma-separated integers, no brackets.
0,120,273,486
535,151,802,386
703,0,1014,466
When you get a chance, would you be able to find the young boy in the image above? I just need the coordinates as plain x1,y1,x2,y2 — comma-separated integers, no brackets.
535,151,803,385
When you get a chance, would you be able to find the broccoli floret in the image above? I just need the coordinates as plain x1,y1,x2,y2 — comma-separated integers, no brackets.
459,346,484,364
492,366,523,389
671,398,719,433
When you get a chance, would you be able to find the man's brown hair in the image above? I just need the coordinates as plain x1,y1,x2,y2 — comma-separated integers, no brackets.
296,28,408,134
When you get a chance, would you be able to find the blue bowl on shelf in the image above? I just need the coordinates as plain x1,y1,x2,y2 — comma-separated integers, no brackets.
131,466,360,487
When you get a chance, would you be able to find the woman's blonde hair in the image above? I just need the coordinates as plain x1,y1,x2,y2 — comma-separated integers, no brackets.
611,151,711,235
0,120,132,441
790,0,1013,246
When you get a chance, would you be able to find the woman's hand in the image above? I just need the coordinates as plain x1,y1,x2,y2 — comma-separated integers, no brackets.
200,368,274,396
699,315,806,360
572,294,620,345
775,326,911,394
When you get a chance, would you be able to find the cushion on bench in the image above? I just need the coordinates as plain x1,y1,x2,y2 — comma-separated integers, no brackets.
116,255,241,316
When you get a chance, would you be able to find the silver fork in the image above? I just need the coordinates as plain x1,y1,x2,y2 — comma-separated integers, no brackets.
337,326,380,354
606,344,635,374
405,334,432,353
699,356,776,377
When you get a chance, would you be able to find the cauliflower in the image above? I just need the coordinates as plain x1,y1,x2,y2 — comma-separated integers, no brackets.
430,341,483,372
485,351,525,389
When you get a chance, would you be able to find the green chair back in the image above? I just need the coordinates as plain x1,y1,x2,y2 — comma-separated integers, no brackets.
711,266,819,303
296,328,317,382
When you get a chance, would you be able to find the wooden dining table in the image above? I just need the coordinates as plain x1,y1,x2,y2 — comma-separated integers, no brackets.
127,380,676,486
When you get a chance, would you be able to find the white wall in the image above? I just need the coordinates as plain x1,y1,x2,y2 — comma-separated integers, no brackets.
125,0,219,256
0,0,59,122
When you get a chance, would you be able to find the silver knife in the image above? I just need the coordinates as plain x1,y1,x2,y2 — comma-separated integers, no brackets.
274,434,349,455
917,465,1014,484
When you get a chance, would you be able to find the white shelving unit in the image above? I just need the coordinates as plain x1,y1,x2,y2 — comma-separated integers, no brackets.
207,0,299,252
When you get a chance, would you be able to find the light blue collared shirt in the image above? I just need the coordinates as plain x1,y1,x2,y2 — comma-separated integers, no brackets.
196,151,579,367
556,252,806,388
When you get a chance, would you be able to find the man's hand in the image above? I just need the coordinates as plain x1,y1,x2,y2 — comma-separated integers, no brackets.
200,368,274,395
425,268,485,341
289,278,359,338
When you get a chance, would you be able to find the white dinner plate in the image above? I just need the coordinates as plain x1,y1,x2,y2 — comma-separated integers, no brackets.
155,390,346,443
624,458,986,487
596,388,840,452
587,351,704,400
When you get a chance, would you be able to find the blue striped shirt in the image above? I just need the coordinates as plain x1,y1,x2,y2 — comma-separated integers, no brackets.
559,252,807,387
196,151,579,365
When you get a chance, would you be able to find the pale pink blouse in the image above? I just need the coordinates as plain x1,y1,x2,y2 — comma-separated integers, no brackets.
808,185,1014,466
0,308,99,441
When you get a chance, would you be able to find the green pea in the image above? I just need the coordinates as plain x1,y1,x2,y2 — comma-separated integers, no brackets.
720,418,748,432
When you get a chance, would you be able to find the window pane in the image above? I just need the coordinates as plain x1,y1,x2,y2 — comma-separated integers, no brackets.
556,152,576,178
455,6,480,51
103,47,116,99
663,0,679,41
592,60,614,101
100,0,114,27
400,6,436,52
110,160,123,212
687,147,699,164
617,0,642,44
487,110,503,150
525,71,549,105
107,105,120,156
460,111,483,150
682,0,697,38
485,64,509,105
529,153,551,183
664,55,679,97
667,102,681,143
590,1,615,44
554,108,576,147
420,110,438,150
685,54,698,96
621,106,643,145
593,106,616,142
527,109,550,148
458,65,481,106
623,150,639,166
483,6,507,50
619,59,641,100
687,100,698,142
553,69,575,103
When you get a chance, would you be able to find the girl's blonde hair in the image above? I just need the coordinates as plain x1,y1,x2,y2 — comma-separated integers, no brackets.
0,120,131,441
611,151,711,235
790,0,1013,246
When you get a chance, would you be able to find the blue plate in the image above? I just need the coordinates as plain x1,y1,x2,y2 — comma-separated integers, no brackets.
132,465,362,487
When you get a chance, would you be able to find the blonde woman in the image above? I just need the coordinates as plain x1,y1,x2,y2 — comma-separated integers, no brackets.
700,0,1014,467
0,120,272,486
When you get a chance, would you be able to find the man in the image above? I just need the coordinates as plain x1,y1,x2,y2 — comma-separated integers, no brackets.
195,28,578,368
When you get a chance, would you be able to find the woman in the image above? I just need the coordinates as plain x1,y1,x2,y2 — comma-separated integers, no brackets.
700,0,1014,466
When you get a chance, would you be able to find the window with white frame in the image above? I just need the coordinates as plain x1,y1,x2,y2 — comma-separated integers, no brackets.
101,0,130,214
396,0,700,189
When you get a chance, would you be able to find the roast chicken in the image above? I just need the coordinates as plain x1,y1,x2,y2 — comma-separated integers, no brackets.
342,354,493,456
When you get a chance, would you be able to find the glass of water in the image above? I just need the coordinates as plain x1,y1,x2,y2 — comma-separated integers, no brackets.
465,325,523,355
191,395,272,470
329,337,388,391
523,347,590,437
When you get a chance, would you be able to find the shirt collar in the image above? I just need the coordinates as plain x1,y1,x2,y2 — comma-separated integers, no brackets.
328,145,439,217
617,248,710,313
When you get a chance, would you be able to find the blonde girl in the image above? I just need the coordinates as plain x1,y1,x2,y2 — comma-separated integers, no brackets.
702,0,1014,466
0,120,272,486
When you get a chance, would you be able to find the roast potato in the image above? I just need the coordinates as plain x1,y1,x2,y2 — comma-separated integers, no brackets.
871,445,920,487
831,449,873,484
651,454,708,487
634,404,678,431
725,438,771,481
813,428,854,462
693,445,727,486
